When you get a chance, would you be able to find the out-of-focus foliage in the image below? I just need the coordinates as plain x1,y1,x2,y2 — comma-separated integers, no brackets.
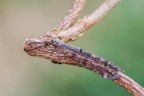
0,0,144,96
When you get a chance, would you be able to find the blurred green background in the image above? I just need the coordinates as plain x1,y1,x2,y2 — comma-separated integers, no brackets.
0,0,144,96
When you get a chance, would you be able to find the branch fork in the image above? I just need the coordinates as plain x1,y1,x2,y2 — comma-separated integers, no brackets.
24,0,144,96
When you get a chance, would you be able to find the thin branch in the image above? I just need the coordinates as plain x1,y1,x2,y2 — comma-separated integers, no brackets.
115,72,144,96
57,0,121,42
41,0,86,39
54,0,86,31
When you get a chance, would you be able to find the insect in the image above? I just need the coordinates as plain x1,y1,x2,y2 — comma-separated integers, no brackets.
25,39,121,80
44,39,121,80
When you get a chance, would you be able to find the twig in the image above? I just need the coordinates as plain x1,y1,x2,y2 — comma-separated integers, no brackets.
115,72,144,96
41,0,86,39
54,0,86,31
57,0,121,42
24,0,144,96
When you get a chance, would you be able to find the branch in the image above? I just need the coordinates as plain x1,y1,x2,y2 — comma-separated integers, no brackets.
115,72,144,96
41,0,86,39
24,0,144,96
24,39,121,80
40,0,120,43
57,0,121,42
54,0,86,31
24,38,144,96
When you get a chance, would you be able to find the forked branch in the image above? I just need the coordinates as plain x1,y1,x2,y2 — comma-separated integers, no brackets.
57,0,121,42
41,0,86,39
24,0,144,96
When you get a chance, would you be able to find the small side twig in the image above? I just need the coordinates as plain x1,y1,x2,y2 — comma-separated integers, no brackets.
57,0,121,42
41,0,86,39
54,0,86,31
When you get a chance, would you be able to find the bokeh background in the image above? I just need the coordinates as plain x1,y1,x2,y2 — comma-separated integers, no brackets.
0,0,144,96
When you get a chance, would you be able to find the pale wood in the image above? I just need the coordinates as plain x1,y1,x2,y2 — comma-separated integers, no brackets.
40,0,86,40
115,72,144,96
57,0,121,42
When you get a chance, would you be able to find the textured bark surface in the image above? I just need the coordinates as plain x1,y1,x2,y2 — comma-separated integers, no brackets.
24,0,144,96
115,72,144,96
24,39,121,80
24,38,144,96
41,0,86,40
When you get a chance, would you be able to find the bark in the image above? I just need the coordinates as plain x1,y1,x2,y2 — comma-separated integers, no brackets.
24,0,144,96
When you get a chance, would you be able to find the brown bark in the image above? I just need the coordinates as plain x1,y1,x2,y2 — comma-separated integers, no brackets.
23,0,144,96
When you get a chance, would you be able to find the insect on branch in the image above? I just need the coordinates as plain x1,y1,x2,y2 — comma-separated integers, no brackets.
24,0,144,96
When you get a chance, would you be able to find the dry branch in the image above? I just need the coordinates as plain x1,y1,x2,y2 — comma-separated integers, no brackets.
41,0,86,40
115,72,144,96
24,0,144,96
54,0,86,31
57,0,121,42
24,39,121,80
